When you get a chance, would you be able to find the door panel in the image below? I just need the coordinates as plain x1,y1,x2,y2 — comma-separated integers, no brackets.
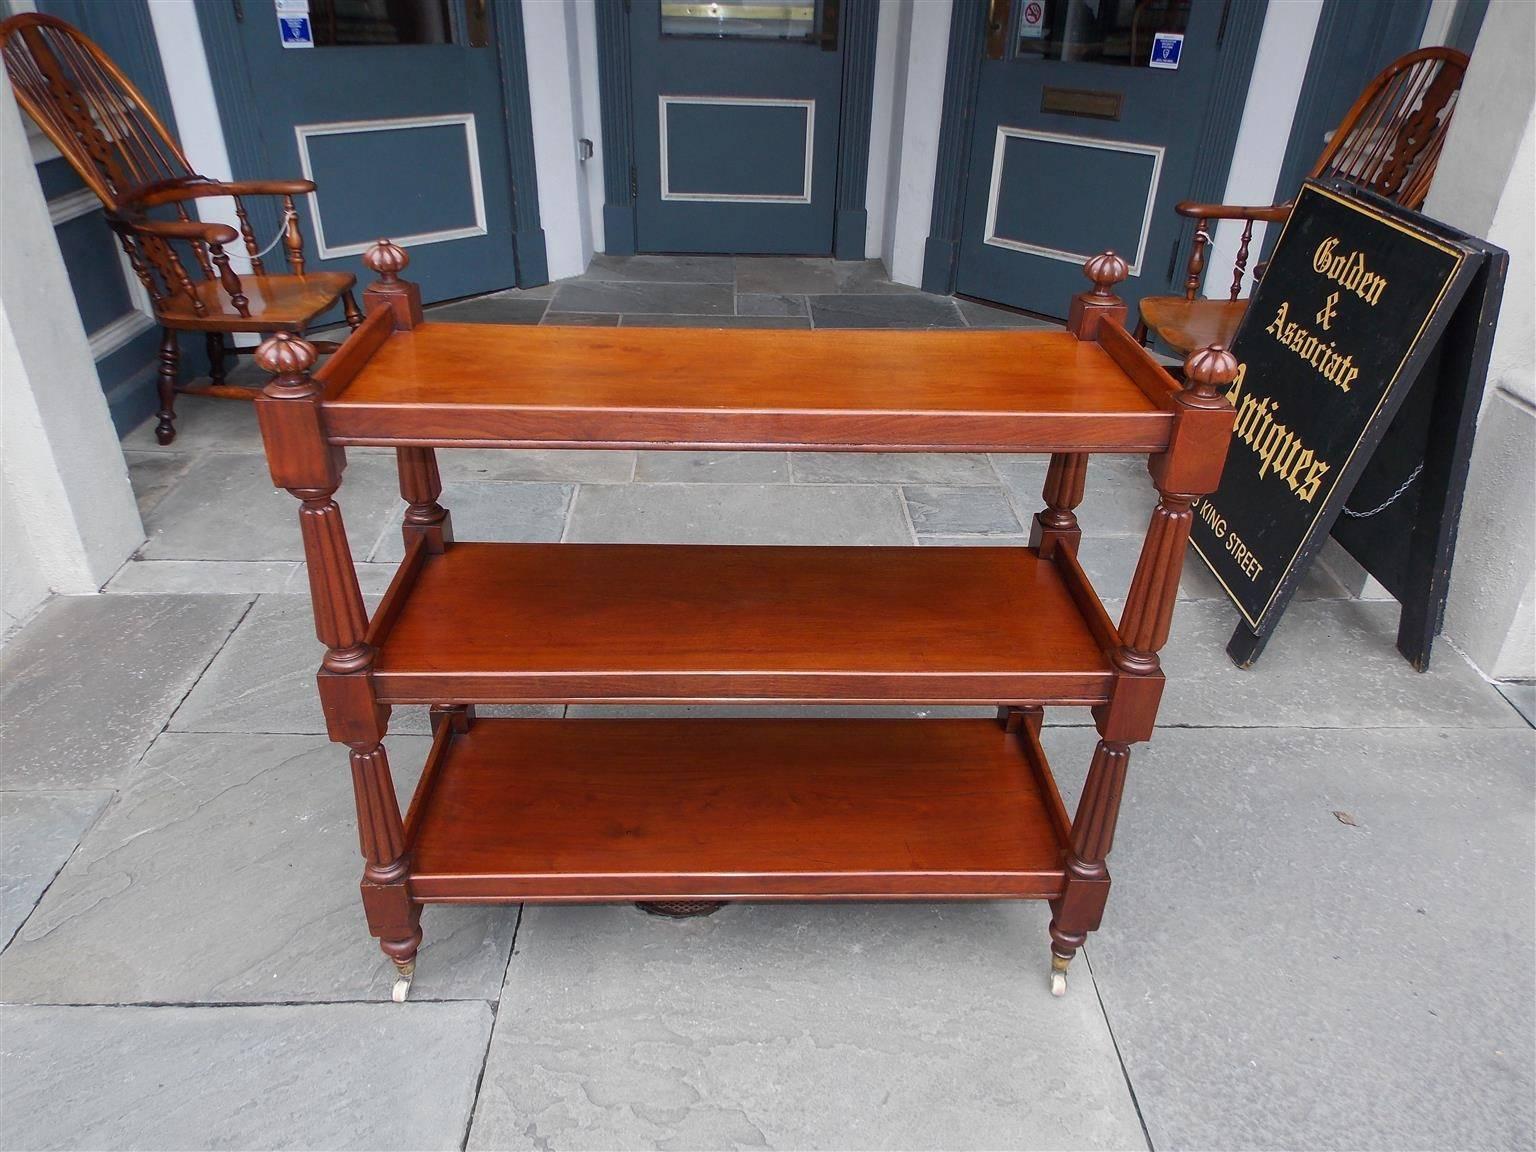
297,116,486,255
661,97,815,200
956,0,1227,316
629,0,843,254
227,0,515,303
984,130,1162,268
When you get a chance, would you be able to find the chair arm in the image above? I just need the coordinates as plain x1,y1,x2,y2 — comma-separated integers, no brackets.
132,178,316,209
1172,201,1289,303
1175,200,1292,223
128,217,240,245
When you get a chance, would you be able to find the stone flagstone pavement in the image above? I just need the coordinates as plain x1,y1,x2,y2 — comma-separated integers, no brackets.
1,256,1532,1151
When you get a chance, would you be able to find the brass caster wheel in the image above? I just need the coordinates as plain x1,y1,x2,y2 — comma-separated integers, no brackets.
391,959,415,1003
1050,952,1071,998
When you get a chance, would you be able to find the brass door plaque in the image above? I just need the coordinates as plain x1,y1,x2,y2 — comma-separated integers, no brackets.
1040,87,1124,121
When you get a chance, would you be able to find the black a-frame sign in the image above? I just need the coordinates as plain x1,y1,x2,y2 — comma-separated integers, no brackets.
1190,180,1507,669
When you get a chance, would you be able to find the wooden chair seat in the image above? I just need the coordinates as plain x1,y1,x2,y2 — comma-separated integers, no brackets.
160,271,358,332
1136,296,1247,357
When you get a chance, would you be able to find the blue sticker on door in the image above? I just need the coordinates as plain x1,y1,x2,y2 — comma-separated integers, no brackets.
1149,32,1183,70
276,0,314,50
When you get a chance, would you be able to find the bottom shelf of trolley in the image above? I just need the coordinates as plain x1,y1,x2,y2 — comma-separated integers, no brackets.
402,717,1079,903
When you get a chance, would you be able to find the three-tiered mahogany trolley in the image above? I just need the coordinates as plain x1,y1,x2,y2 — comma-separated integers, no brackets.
253,241,1235,1002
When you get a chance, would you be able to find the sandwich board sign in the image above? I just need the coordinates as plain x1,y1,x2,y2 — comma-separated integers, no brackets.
1190,180,1506,669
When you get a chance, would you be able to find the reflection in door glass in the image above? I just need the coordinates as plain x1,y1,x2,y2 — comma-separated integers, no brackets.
660,1,817,41
308,0,454,47
1018,0,1190,66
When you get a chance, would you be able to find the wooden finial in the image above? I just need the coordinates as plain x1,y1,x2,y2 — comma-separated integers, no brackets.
1183,344,1239,403
1067,250,1131,339
1083,251,1130,297
255,331,317,378
363,238,409,284
362,238,423,329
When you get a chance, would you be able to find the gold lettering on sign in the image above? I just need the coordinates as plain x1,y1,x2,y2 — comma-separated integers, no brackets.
1196,499,1264,581
1312,237,1389,306
1265,301,1361,392
1226,362,1331,503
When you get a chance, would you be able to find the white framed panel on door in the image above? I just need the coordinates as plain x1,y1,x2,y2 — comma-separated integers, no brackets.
982,126,1164,276
294,113,488,259
658,95,815,204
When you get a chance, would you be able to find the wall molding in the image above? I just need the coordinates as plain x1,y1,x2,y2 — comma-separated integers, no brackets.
659,96,815,203
87,309,155,361
982,127,1163,275
46,186,99,226
295,114,489,259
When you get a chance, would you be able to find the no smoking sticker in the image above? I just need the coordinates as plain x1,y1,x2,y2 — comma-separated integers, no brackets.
1020,0,1045,40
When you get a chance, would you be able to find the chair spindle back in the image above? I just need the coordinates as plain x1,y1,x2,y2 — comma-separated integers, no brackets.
1,13,191,209
0,13,266,311
1311,46,1470,211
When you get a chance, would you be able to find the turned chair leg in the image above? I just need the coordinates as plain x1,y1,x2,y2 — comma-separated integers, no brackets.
206,332,226,386
343,290,363,330
155,327,179,445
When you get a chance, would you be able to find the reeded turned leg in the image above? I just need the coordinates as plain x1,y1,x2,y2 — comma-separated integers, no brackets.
258,332,418,1002
1048,737,1131,996
1031,453,1088,557
397,447,452,553
155,327,179,445
350,740,422,1002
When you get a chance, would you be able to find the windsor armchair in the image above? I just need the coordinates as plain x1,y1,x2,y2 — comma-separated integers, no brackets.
1137,46,1469,355
0,12,362,444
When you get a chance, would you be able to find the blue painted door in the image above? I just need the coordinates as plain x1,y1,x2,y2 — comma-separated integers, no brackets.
955,0,1229,316
223,0,517,303
629,0,844,254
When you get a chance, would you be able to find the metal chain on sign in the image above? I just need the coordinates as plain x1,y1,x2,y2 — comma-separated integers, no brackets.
1340,462,1423,519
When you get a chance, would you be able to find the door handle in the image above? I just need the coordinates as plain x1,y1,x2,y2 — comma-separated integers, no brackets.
819,0,840,51
986,0,1012,59
468,0,489,47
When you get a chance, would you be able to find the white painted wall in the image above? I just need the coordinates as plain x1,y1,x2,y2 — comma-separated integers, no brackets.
1202,0,1323,299
574,0,607,257
0,72,143,639
1420,0,1460,47
1425,0,1536,679
879,0,951,285
522,0,598,280
863,0,900,259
